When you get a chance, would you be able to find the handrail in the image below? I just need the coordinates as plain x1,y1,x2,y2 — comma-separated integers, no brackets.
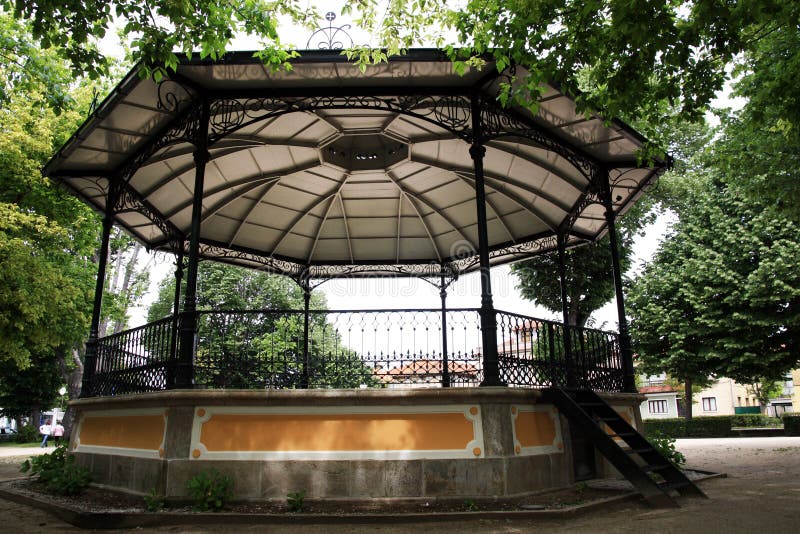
86,308,623,396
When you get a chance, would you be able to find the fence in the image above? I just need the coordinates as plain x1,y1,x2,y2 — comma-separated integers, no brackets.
84,308,623,396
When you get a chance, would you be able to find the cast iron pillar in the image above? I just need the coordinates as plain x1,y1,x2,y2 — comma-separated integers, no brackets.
177,99,210,389
439,272,450,388
167,249,184,388
471,95,504,387
599,169,637,393
80,210,114,397
557,231,577,388
300,275,311,389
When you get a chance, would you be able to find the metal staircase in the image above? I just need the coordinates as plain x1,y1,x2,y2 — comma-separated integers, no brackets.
544,388,707,508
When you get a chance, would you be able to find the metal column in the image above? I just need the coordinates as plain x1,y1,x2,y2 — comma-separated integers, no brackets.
600,169,637,393
557,231,577,388
177,99,210,389
470,95,503,387
80,211,114,397
439,272,450,388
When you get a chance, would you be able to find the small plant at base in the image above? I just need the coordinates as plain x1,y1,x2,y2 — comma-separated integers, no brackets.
287,490,306,512
186,469,233,512
20,444,92,496
144,487,166,512
464,498,479,511
574,481,588,495
647,431,686,468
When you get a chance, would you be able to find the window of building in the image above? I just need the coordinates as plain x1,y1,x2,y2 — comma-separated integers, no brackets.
702,397,717,412
648,400,668,414
738,396,742,406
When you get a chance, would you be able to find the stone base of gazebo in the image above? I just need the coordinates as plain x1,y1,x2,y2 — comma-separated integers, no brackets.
67,388,643,501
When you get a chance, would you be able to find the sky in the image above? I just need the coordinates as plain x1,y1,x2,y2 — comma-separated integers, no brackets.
109,6,731,330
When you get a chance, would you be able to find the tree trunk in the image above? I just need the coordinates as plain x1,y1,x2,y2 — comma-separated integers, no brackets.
30,407,41,429
56,346,84,438
684,378,694,421
112,242,142,334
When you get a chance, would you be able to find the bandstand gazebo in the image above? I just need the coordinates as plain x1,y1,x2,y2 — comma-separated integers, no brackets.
45,46,702,506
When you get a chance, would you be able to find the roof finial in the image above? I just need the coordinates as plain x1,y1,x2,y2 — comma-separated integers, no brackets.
306,12,353,50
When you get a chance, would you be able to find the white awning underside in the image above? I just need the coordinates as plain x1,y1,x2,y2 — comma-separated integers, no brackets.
46,51,664,278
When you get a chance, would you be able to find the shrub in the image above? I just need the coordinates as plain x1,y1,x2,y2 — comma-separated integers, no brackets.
287,490,306,512
14,425,39,443
186,469,233,512
783,414,800,436
20,444,92,495
730,414,781,428
144,487,166,512
647,431,686,468
644,416,733,438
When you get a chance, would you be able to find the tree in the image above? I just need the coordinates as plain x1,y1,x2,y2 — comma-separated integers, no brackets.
714,22,800,220
628,178,800,418
0,13,73,113
746,381,784,414
148,262,379,388
0,351,61,429
100,230,151,336
6,1,799,128
0,19,152,430
0,95,98,368
511,235,633,328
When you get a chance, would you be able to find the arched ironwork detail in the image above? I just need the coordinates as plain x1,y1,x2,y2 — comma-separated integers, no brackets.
118,103,204,187
477,95,598,182
193,242,469,280
157,78,196,113
306,12,353,50
113,182,183,244
206,94,474,145
452,234,561,272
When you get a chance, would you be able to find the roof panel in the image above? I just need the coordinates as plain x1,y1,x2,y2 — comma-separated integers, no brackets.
44,51,664,277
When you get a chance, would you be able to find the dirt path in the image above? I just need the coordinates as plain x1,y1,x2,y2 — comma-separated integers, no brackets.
1,437,799,533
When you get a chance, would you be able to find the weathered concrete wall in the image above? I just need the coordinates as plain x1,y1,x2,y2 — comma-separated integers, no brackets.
67,388,639,500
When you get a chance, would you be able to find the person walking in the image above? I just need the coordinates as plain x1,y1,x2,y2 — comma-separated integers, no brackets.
52,421,65,446
39,420,51,448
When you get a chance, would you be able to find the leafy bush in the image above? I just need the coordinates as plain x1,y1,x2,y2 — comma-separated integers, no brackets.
647,431,686,468
644,416,733,438
783,414,800,436
287,490,306,512
144,487,165,512
20,444,91,495
14,425,39,443
186,469,233,512
730,414,781,428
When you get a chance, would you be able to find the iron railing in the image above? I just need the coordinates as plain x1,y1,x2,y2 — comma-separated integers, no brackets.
91,316,176,396
84,308,623,396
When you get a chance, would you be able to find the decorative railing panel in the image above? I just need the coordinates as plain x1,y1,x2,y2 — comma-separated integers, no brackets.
194,309,483,389
92,316,176,396
570,325,624,391
495,311,623,391
84,309,623,396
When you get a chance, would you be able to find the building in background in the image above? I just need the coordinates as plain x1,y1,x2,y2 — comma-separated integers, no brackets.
639,373,796,420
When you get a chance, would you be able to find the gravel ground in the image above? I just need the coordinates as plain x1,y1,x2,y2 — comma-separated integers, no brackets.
1,436,799,533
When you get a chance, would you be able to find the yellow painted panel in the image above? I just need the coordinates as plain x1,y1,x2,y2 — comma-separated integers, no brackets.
515,412,556,448
79,415,164,450
200,412,474,452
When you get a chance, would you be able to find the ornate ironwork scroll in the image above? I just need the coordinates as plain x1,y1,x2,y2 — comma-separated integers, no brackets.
113,182,183,245
207,94,474,145
306,12,354,50
478,95,598,181
451,234,560,273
